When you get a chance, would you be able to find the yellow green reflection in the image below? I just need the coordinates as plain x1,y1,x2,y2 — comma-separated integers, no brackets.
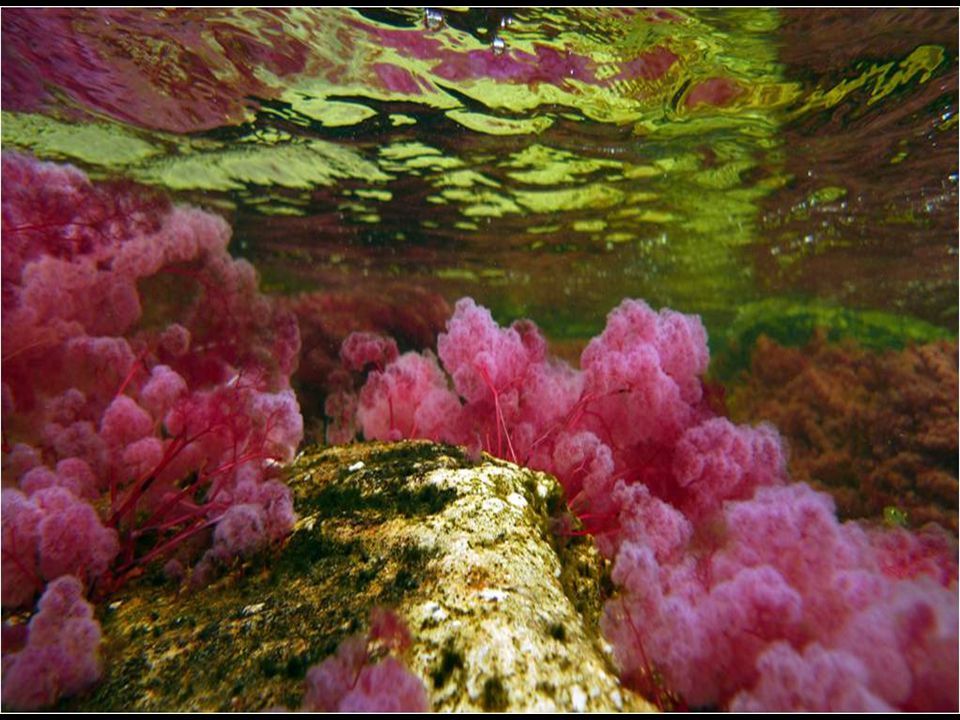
2,7,951,341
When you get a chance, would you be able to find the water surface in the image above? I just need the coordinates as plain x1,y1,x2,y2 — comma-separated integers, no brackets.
2,7,956,347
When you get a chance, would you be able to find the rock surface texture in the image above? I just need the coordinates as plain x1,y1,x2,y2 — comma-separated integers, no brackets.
66,440,653,712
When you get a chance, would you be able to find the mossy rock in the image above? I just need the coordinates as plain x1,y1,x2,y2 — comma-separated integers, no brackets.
66,440,653,712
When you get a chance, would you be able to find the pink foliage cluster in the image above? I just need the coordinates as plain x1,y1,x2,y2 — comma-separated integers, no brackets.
2,487,119,610
301,608,428,713
338,297,958,711
1,152,304,704
1,153,303,603
1,576,103,710
275,284,451,444
323,331,400,445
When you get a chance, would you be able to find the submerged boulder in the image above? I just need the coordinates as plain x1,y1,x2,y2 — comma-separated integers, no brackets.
66,440,653,712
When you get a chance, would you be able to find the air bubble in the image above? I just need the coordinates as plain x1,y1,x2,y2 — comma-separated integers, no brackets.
425,8,444,30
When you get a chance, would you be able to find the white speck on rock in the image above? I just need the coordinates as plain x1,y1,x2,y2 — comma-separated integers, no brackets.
611,689,623,710
423,601,448,622
241,602,265,616
347,461,365,472
479,588,508,602
506,492,527,509
482,497,506,514
570,685,587,713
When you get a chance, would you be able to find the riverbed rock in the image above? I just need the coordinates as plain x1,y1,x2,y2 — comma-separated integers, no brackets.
68,440,654,712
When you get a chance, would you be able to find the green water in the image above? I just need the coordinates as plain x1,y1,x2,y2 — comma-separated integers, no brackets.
2,7,956,356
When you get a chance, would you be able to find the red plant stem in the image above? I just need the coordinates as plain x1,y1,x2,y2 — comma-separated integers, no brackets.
132,504,205,537
581,407,618,450
521,391,601,465
115,348,151,398
563,390,603,433
477,364,517,464
623,603,660,706
129,480,206,538
7,219,104,235
387,394,396,435
108,433,189,527
350,643,374,690
112,515,219,578
1,331,59,363
108,419,220,529
141,447,267,532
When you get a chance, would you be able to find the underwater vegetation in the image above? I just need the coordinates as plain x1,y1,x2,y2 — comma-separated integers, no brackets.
1,153,957,712
728,331,958,533
279,286,450,440
334,298,958,711
0,154,303,708
0,576,101,710
0,5,957,712
296,607,428,713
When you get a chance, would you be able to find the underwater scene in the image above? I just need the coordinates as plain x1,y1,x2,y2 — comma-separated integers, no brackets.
1,7,957,712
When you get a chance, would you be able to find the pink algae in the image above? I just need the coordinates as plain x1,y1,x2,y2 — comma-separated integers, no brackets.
301,609,428,713
1,152,304,707
1,576,103,710
339,296,958,711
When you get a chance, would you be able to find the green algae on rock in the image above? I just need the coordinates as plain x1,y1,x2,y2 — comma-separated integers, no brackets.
710,297,956,382
67,441,653,712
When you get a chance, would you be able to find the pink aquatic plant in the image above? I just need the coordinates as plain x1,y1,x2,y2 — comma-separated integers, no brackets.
301,608,429,713
1,576,103,710
1,152,304,705
2,152,303,601
278,286,450,443
339,297,959,711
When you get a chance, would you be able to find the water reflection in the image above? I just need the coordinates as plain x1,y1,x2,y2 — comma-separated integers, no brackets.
2,7,955,343
758,9,958,329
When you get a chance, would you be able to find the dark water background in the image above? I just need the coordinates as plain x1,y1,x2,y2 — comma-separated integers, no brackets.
2,7,957,350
